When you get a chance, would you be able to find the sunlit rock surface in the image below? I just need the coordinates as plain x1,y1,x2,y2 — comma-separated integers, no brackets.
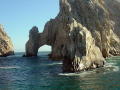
25,0,120,72
0,25,14,57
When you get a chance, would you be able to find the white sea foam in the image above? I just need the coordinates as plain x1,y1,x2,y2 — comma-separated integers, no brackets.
113,66,119,72
45,62,62,66
59,71,95,77
104,62,119,72
59,62,119,76
0,66,20,69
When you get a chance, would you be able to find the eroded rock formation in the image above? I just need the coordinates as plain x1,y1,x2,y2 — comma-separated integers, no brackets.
0,25,14,56
25,0,120,72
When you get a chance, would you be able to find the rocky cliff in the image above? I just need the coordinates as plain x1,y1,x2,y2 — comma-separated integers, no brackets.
25,0,120,72
0,25,14,56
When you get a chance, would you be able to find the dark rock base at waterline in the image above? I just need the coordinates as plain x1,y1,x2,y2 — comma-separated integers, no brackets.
63,59,105,73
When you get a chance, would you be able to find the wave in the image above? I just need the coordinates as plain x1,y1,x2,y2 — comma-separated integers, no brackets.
47,62,62,66
40,62,62,66
0,66,20,69
59,71,95,77
59,62,119,76
104,62,119,72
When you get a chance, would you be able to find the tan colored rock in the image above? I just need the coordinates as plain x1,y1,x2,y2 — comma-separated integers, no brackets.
25,0,120,72
0,25,14,56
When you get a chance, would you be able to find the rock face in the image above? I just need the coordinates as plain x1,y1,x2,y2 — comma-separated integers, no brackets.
25,0,120,72
0,25,14,56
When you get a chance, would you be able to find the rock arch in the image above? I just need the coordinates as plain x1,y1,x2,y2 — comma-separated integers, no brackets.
25,0,120,72
25,26,49,56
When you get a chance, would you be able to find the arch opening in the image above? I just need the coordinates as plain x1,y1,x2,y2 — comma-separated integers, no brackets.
38,45,51,56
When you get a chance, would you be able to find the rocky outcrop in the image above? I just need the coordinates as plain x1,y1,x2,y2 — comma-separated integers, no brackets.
0,25,14,57
25,26,39,56
25,0,120,72
104,0,120,56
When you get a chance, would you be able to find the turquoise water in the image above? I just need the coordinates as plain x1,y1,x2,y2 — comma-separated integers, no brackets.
0,52,120,90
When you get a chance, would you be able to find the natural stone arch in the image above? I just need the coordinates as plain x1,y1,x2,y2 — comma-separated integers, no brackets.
25,25,65,59
25,26,50,56
25,0,120,72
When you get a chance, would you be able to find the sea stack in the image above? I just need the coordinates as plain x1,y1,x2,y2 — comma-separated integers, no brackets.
25,0,120,72
0,25,14,57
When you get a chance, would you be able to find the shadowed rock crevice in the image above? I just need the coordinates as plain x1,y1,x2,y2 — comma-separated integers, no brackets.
25,0,120,72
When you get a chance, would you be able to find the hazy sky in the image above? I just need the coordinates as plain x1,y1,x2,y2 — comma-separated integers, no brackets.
0,0,59,52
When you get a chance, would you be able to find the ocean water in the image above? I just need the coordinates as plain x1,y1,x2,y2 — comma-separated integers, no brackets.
0,52,120,90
